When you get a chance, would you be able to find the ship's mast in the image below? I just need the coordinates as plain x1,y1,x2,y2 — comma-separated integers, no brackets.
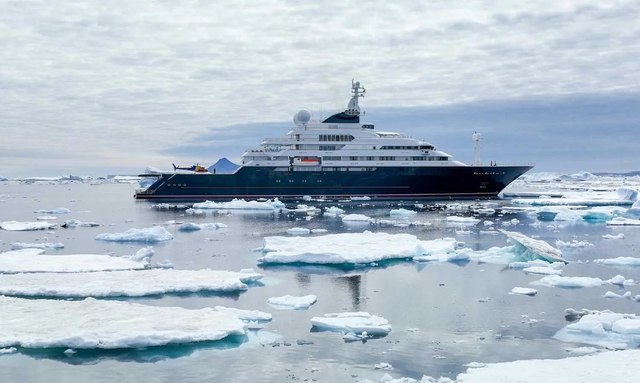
472,131,482,166
346,80,366,116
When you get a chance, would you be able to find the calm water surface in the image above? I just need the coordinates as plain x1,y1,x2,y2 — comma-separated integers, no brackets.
1,182,639,382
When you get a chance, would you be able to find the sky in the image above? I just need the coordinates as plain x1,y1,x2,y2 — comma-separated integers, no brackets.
0,0,639,177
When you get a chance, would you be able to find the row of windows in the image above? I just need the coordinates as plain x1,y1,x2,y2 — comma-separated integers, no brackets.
379,145,435,150
318,134,354,142
321,156,448,161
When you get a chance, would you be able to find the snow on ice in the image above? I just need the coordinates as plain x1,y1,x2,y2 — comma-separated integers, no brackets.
259,232,459,265
0,269,262,297
509,287,538,296
95,226,174,242
267,294,317,310
0,296,246,349
310,312,391,336
0,248,151,273
192,198,284,211
0,221,56,231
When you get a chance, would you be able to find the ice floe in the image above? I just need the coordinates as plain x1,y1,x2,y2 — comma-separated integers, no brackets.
594,257,640,267
509,287,538,296
34,207,71,214
606,275,635,286
61,219,100,228
213,306,272,322
324,206,345,217
310,312,391,336
389,208,417,216
603,233,625,239
522,266,562,275
95,226,174,242
452,349,640,383
1,221,56,231
192,198,284,211
554,309,640,349
0,248,151,273
606,217,640,226
445,216,480,225
177,222,227,232
342,214,372,222
0,269,262,297
286,227,311,235
0,296,246,349
532,275,603,288
267,294,317,310
259,232,459,265
11,242,64,250
603,291,632,299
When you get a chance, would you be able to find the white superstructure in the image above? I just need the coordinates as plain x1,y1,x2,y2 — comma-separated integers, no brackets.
241,80,466,171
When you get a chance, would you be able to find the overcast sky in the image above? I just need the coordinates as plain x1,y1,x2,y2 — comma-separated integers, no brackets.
1,0,639,177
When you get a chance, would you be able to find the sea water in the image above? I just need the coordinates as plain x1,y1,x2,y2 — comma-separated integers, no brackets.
1,176,639,382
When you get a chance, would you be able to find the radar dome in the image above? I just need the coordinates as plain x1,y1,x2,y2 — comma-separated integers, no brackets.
293,109,311,125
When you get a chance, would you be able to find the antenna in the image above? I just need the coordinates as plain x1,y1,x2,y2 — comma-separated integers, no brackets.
472,131,482,166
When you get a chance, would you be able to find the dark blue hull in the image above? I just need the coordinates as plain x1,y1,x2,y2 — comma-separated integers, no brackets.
134,165,532,202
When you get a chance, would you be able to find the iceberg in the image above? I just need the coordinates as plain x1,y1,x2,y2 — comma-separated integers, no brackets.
1,221,56,231
341,214,372,222
606,217,640,226
0,248,150,273
499,230,567,264
95,226,173,242
324,206,345,217
267,294,317,310
310,312,391,336
0,296,245,349
389,208,418,216
0,269,262,297
259,232,459,265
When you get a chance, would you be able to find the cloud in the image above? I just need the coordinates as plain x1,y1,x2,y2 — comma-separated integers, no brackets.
0,0,638,176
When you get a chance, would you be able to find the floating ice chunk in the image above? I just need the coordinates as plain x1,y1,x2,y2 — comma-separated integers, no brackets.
499,230,567,264
214,306,272,322
446,216,480,225
1,347,18,355
286,227,311,235
510,287,538,296
350,196,371,201
61,219,100,228
310,312,391,336
455,350,640,382
192,198,284,210
0,248,150,273
603,233,624,240
603,291,632,299
95,226,173,242
0,296,245,349
0,269,262,297
267,294,317,310
178,222,201,232
374,362,393,370
311,228,328,234
324,206,345,217
607,275,635,286
554,309,640,349
533,275,603,288
342,214,372,222
11,242,64,250
1,221,56,231
594,257,640,267
523,266,562,275
508,259,556,269
34,207,70,214
390,208,417,216
36,215,57,220
259,232,458,265
617,187,638,201
606,217,640,226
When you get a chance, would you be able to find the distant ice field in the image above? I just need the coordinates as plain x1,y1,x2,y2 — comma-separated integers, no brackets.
0,173,639,382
